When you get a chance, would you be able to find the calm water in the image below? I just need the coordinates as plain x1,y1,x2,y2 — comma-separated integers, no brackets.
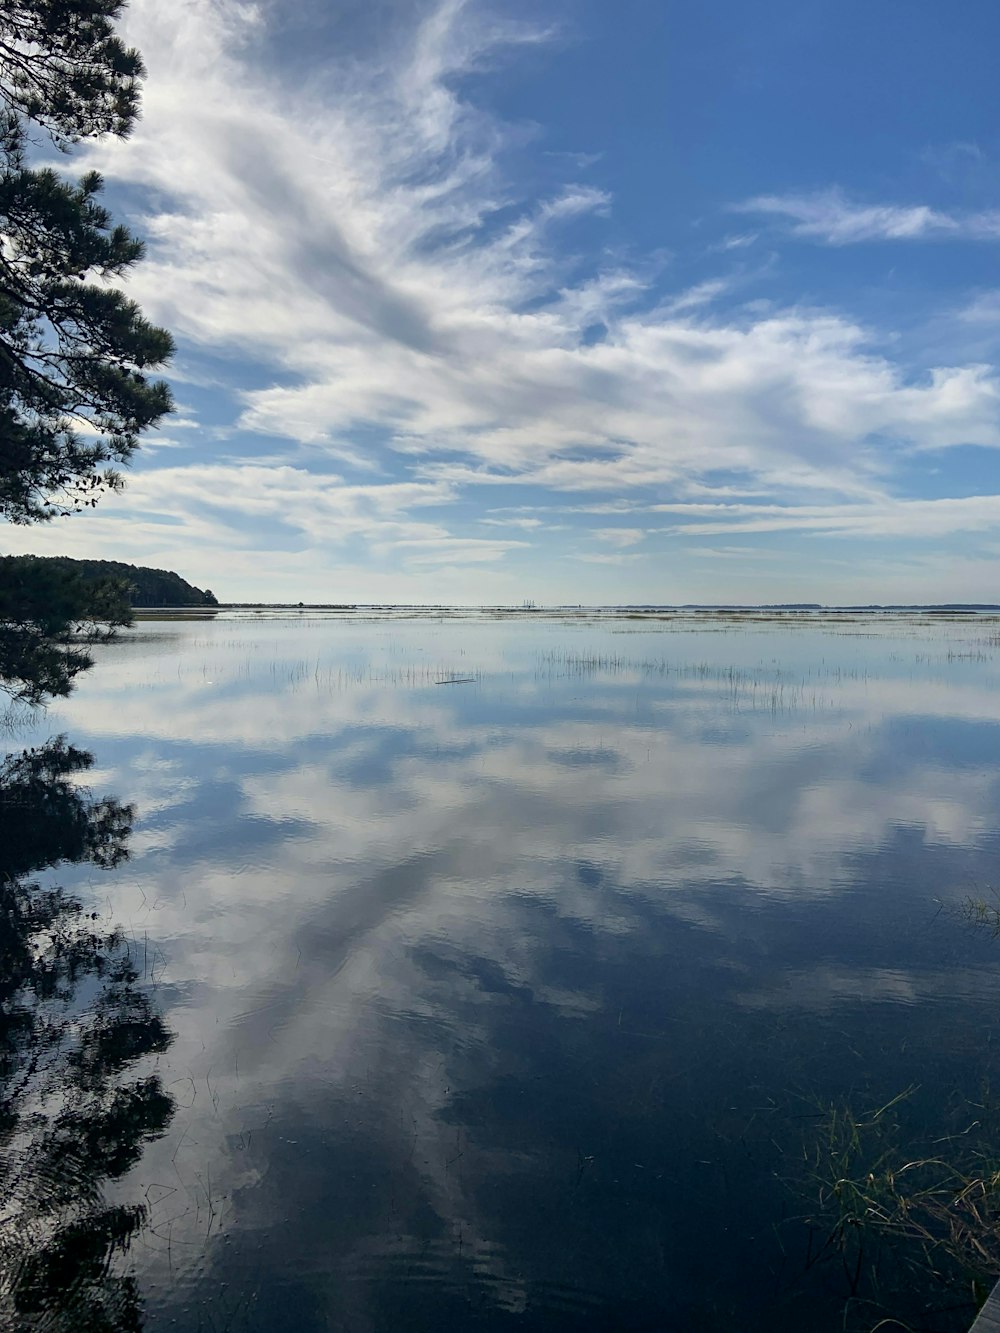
7,609,1000,1331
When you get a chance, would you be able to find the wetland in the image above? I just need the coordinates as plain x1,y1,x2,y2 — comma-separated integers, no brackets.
6,608,1000,1330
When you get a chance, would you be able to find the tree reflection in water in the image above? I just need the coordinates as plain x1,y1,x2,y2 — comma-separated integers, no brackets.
0,738,173,1331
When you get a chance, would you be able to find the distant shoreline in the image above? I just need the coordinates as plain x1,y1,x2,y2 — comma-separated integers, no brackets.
134,602,1000,615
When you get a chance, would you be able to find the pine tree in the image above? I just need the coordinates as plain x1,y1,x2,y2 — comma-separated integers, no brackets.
0,0,173,524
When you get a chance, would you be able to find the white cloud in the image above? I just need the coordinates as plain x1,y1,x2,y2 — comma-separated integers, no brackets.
739,188,1000,245
959,290,1000,324
479,516,545,529
79,6,999,492
652,494,1000,539
594,527,645,548
7,0,993,601
576,551,642,565
713,231,758,252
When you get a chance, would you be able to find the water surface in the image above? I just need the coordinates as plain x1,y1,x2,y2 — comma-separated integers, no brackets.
7,609,1000,1331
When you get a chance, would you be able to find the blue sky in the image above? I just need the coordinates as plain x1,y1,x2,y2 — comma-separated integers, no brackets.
9,0,1000,603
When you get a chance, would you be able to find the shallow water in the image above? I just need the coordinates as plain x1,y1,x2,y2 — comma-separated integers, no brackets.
6,609,1000,1331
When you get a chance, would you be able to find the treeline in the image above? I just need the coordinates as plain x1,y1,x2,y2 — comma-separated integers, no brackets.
4,556,218,607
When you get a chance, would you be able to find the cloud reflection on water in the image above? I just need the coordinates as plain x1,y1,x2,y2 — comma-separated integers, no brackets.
18,612,1000,1331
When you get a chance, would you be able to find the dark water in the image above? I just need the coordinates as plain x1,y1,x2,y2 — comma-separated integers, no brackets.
6,609,1000,1331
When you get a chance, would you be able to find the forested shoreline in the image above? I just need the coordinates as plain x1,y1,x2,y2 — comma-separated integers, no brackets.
3,556,217,607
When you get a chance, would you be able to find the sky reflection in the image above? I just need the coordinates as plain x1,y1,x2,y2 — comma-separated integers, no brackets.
11,611,1000,1330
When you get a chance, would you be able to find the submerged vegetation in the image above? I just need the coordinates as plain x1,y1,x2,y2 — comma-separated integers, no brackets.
792,1085,1000,1331
790,890,1000,1330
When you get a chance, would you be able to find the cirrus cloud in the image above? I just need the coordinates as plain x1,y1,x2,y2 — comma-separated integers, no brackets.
13,0,998,601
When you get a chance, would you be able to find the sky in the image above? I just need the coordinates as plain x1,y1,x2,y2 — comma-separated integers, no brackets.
7,0,1000,604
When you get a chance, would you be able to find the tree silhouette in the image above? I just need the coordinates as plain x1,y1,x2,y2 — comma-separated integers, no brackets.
1,0,174,714
0,554,132,705
0,736,174,1331
1,0,173,525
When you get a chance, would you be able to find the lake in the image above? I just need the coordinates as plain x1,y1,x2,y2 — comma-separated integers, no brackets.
6,608,1000,1331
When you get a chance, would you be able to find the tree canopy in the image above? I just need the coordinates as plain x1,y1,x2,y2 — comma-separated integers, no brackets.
0,0,173,525
0,1,144,144
18,554,219,607
0,552,131,702
0,0,179,708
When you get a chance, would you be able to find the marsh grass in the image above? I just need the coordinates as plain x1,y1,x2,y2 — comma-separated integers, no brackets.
535,651,872,713
792,1086,1000,1330
960,891,1000,941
